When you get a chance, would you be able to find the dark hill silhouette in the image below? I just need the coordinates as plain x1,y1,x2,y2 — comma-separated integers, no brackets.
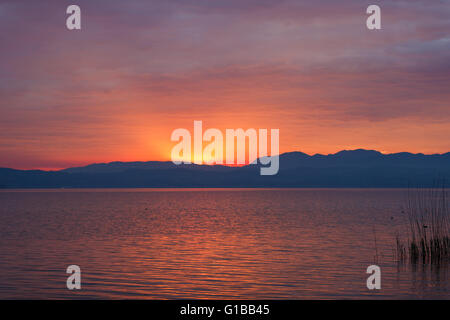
0,149,449,188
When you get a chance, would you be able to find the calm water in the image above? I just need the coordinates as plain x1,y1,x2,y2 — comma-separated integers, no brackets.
0,188,448,299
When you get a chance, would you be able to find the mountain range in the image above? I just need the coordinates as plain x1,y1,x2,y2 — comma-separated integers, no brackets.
0,149,449,188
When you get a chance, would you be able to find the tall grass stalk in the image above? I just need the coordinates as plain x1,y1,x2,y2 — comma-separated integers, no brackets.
396,186,450,264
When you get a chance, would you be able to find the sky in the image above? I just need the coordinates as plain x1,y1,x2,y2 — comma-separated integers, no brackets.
0,0,449,170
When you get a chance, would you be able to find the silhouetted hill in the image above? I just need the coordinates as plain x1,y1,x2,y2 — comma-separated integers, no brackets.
61,161,232,173
0,150,449,188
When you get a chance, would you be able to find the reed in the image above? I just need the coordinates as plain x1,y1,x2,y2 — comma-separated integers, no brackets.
396,185,450,264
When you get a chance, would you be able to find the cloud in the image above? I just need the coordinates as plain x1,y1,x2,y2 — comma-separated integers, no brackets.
0,0,449,168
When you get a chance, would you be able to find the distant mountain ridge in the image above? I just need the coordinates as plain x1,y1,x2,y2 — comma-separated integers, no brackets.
1,149,449,188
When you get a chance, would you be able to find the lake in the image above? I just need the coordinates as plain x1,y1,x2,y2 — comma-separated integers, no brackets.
0,188,448,299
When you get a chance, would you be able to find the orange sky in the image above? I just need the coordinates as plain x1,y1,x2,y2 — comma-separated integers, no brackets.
0,1,449,170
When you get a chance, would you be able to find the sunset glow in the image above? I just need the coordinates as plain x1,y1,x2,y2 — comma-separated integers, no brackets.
0,1,449,170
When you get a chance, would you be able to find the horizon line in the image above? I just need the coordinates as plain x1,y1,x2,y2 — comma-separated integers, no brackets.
2,148,449,172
